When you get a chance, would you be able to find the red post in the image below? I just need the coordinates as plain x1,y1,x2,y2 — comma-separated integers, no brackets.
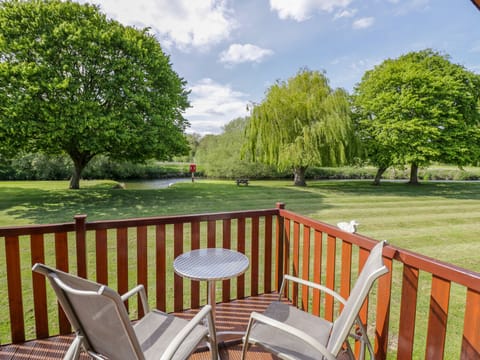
189,164,196,183
74,214,87,278
275,202,285,292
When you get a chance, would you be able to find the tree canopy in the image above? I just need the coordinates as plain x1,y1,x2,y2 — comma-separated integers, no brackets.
0,0,190,188
196,117,278,178
352,49,480,184
244,69,358,186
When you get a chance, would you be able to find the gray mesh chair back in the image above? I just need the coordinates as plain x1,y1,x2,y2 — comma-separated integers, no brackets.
33,263,217,360
242,240,388,360
327,240,388,355
33,263,144,359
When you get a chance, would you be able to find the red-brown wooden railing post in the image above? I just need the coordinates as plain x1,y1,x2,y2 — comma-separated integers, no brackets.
397,264,419,359
55,232,71,334
275,202,285,292
375,257,393,360
461,288,480,359
251,216,259,296
31,233,48,339
5,235,25,343
426,276,451,359
137,226,148,318
74,214,87,278
264,215,273,293
173,223,184,312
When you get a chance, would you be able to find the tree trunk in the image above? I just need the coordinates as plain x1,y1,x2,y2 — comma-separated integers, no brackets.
69,154,94,189
373,166,388,185
408,163,420,185
293,166,307,186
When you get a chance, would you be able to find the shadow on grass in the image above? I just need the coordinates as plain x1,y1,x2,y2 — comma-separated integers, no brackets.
0,182,328,225
306,180,480,200
1,180,479,225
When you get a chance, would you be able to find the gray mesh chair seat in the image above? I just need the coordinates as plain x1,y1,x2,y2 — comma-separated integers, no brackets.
242,240,388,360
134,310,209,360
33,263,217,360
247,302,333,360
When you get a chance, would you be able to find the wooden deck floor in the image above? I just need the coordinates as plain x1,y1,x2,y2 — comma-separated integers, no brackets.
0,294,279,360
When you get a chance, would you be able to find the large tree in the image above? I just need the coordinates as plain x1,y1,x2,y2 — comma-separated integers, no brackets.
0,0,190,188
352,49,480,185
196,117,278,178
243,69,358,186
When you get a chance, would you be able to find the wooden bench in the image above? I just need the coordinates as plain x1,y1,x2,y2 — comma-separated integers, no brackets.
236,179,249,186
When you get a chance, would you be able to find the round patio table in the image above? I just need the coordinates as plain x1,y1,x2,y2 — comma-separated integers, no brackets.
173,248,249,325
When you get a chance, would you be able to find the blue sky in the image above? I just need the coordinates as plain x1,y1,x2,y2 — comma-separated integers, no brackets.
78,0,480,135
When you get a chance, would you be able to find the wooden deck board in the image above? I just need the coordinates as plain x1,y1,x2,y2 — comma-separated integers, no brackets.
0,294,280,360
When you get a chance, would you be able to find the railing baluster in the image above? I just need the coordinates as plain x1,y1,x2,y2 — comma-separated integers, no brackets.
312,230,323,316
222,219,231,303
155,224,166,312
301,225,311,312
95,229,108,285
340,241,352,311
325,234,336,322
355,247,370,356
207,220,216,248
5,235,24,343
425,275,451,359
283,218,291,298
173,223,184,312
461,288,480,359
275,203,285,292
375,256,393,359
264,215,273,293
237,218,246,299
54,232,70,334
31,234,48,339
117,227,129,310
74,215,87,279
292,221,300,307
250,216,259,296
137,226,148,318
397,264,420,359
190,220,200,309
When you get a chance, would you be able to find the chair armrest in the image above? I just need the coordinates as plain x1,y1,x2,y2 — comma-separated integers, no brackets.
161,305,216,360
244,311,336,360
281,274,347,305
121,285,150,314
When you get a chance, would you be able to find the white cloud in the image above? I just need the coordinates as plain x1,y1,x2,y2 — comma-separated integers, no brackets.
80,0,237,51
270,0,352,21
219,44,274,65
334,8,358,20
184,79,249,134
390,0,430,15
352,17,375,29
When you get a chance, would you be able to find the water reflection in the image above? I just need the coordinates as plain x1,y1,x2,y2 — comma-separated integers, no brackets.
123,178,190,189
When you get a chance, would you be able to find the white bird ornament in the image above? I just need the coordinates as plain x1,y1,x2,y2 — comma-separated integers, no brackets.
337,220,359,233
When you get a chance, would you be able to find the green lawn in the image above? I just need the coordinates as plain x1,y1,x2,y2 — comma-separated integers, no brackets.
1,179,479,357
1,179,479,271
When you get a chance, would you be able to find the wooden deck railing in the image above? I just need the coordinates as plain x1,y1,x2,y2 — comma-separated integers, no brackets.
1,202,479,359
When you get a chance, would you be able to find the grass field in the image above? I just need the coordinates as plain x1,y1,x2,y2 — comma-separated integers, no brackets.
1,179,479,271
0,179,479,358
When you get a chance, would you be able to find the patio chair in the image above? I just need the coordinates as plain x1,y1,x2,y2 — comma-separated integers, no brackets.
32,263,217,360
241,240,388,360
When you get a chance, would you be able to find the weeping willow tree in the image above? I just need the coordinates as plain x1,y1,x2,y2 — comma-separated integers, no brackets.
244,69,359,186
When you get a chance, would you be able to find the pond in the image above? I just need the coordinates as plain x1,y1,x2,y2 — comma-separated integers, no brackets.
123,178,191,189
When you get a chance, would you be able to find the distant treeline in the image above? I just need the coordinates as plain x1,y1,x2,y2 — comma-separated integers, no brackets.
1,152,479,182
0,154,193,181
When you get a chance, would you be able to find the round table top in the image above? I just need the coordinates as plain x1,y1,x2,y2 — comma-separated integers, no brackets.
173,248,249,281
